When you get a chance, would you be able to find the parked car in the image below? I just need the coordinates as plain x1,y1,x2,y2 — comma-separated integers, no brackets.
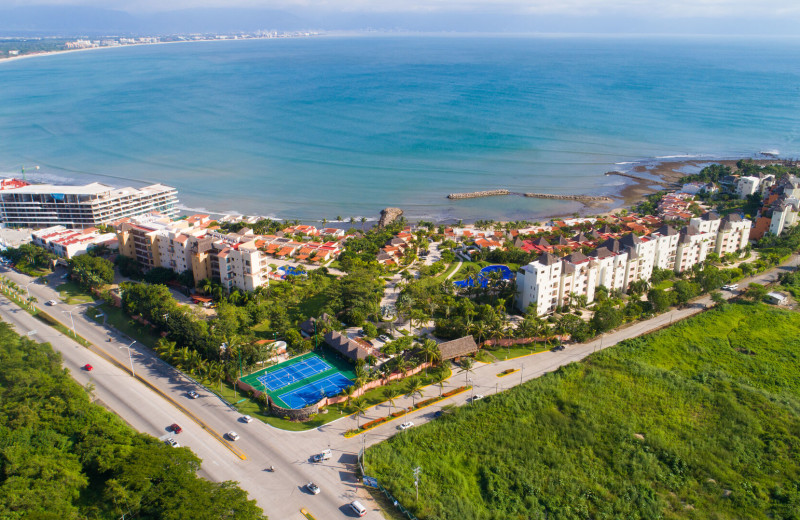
722,284,739,290
349,500,367,517
312,449,332,463
551,344,565,352
468,395,485,403
165,438,180,448
187,390,200,399
227,431,240,441
378,335,390,342
241,415,253,423
46,300,57,306
170,423,182,434
83,364,93,371
398,421,414,430
305,482,321,495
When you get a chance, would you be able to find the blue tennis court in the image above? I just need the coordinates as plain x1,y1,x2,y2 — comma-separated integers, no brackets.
279,373,354,409
257,355,333,392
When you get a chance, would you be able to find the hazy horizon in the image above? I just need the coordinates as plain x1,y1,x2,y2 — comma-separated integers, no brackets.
1,1,800,37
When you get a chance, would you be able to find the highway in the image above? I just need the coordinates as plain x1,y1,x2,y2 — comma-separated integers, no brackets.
1,255,796,519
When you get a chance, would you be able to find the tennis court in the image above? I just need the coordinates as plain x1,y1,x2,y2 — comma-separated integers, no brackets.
278,373,354,409
256,355,332,392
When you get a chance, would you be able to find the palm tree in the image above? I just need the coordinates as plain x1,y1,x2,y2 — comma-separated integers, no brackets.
342,385,356,407
351,398,368,429
420,339,441,375
360,216,367,231
382,387,400,414
27,296,37,310
405,377,425,408
461,357,474,383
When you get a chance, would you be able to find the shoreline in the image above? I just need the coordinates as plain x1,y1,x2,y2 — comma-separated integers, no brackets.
0,33,323,67
177,155,786,228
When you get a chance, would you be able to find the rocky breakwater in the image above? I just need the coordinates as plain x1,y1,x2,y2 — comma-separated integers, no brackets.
379,207,404,227
524,192,613,203
447,189,511,200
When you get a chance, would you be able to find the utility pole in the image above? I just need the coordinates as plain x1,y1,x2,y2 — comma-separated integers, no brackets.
412,466,421,501
520,363,524,385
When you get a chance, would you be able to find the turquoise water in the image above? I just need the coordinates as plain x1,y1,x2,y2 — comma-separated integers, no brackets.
1,36,799,222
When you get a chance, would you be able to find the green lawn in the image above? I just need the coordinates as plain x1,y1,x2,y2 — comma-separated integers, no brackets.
87,303,160,349
56,281,96,304
482,341,551,361
653,279,675,290
366,302,800,520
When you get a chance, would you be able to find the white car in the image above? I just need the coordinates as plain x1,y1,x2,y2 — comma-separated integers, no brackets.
305,482,321,495
227,431,240,441
46,300,57,306
241,415,253,423
165,438,180,448
722,284,739,290
469,394,485,403
398,421,414,430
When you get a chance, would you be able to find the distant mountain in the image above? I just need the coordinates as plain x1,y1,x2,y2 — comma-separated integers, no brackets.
0,4,794,37
0,6,308,37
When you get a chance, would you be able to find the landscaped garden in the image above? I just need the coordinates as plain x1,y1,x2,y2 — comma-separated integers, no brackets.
365,302,800,519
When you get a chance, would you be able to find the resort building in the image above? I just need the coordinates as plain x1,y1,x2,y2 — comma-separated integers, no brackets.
0,179,178,229
31,225,117,259
517,212,752,315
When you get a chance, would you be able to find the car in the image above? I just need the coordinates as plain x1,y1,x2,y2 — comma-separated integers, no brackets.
83,363,93,371
61,273,69,279
722,284,739,290
165,438,180,448
241,415,253,423
187,390,200,399
398,421,414,430
349,500,367,517
227,431,240,441
312,448,332,463
468,394,485,403
378,335,390,342
170,423,182,434
551,344,565,352
432,410,444,419
305,481,321,495
46,300,57,306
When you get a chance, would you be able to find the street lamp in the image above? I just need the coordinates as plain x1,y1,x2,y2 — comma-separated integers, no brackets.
24,280,35,299
469,378,474,402
520,363,524,385
120,340,136,377
62,310,76,337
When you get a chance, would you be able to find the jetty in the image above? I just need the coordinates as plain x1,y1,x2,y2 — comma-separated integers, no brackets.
524,193,613,203
447,189,510,200
605,171,677,187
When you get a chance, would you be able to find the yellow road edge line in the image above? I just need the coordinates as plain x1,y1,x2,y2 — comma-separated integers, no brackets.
345,386,471,437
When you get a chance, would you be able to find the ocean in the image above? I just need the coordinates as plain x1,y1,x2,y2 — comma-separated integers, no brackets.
1,35,799,223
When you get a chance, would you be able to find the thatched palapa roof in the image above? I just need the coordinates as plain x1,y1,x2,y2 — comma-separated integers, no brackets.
437,336,479,360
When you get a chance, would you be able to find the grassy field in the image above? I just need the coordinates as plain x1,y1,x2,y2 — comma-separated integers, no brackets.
87,303,160,349
365,302,800,520
56,281,96,304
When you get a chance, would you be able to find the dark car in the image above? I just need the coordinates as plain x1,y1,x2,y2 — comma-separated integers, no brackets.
551,344,565,352
170,423,182,434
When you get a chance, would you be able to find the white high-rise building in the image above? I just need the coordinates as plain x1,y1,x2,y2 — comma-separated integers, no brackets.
0,180,178,229
517,212,752,315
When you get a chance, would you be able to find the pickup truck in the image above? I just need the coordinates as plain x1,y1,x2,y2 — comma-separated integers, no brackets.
312,449,332,463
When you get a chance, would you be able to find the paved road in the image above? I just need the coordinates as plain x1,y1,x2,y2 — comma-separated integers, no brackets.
1,255,796,518
0,266,381,520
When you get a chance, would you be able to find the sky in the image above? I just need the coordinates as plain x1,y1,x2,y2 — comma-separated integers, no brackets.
3,0,800,18
2,0,800,35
